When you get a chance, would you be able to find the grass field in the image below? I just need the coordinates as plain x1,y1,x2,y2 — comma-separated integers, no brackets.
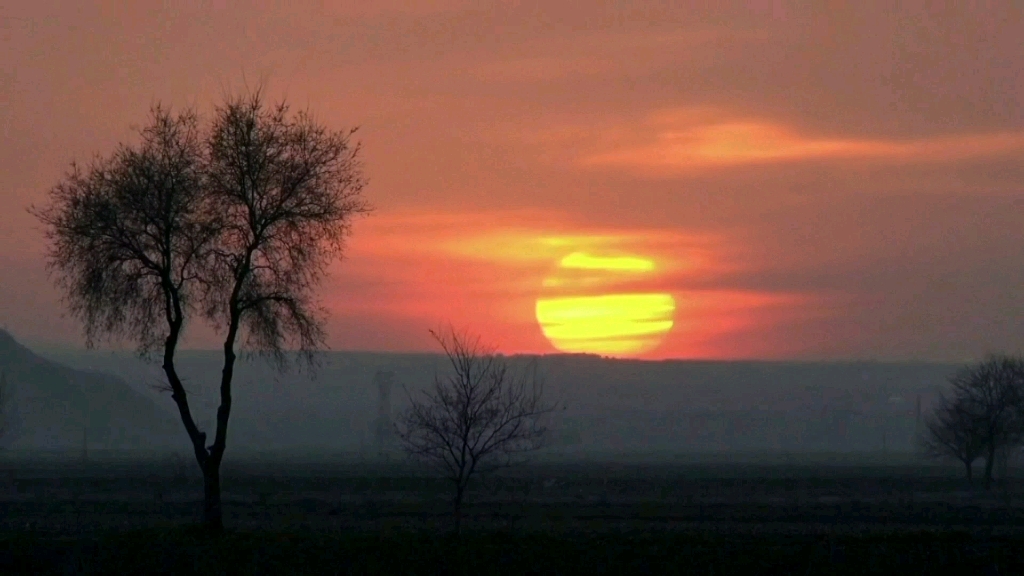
0,457,1019,574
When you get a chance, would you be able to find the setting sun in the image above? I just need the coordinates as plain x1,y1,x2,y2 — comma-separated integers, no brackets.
535,252,676,356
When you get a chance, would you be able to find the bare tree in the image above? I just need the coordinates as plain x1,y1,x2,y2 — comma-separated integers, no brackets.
34,90,368,530
953,356,1024,489
395,328,555,534
920,392,985,485
921,355,1024,489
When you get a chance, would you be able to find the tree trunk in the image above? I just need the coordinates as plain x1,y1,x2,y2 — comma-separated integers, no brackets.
160,315,216,530
204,307,239,532
203,461,223,531
965,459,973,487
985,446,996,490
453,485,464,536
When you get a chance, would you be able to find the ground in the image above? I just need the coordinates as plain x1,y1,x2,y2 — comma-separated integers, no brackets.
0,457,1019,574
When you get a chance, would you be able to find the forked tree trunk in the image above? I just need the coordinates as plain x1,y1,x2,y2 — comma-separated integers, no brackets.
161,316,227,531
202,309,238,532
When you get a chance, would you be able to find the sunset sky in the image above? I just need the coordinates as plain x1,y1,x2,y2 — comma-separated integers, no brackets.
2,1,1023,360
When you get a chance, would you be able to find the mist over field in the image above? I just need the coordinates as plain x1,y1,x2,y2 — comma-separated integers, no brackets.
1,330,957,461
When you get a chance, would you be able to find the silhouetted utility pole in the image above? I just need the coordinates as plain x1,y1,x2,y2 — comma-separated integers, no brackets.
374,370,395,459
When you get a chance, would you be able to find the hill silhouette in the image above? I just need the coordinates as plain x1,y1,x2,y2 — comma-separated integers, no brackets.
0,330,180,451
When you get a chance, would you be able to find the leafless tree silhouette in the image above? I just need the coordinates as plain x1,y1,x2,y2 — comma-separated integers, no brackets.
921,355,1024,489
920,392,985,485
395,327,555,534
34,89,368,530
962,356,1024,489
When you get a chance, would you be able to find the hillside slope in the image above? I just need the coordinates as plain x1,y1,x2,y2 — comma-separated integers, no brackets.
0,331,181,451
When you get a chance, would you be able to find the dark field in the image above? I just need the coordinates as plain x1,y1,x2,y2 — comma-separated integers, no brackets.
0,457,1021,574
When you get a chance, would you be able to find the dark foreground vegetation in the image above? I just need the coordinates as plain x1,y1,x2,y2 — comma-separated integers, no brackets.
0,527,1018,575
0,458,1022,574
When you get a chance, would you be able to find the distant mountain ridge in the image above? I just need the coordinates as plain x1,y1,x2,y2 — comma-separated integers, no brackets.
0,330,181,451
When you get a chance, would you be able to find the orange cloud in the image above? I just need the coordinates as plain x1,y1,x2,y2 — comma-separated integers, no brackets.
568,108,1024,175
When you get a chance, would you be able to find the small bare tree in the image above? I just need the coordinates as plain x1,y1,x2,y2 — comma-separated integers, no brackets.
921,355,1024,489
920,392,985,485
953,356,1024,489
395,328,555,534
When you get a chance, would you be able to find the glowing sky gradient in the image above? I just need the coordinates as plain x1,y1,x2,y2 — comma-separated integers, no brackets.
2,2,1023,360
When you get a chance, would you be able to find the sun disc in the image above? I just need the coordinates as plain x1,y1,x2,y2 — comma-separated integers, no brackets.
535,252,675,356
